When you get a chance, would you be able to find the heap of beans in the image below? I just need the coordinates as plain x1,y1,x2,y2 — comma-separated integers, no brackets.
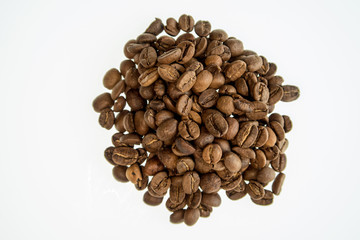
92,14,300,226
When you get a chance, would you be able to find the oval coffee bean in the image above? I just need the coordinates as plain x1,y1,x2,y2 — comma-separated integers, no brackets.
176,71,197,92
201,193,221,207
281,85,300,102
143,191,163,206
156,118,178,141
251,190,274,206
112,147,139,166
272,173,286,195
158,64,180,82
246,180,265,200
182,171,200,194
92,93,114,112
184,208,200,226
200,173,221,193
170,209,185,224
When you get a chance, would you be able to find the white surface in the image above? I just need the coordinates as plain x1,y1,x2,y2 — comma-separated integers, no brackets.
1,0,360,239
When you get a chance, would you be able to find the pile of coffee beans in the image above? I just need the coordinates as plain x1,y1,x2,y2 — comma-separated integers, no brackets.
93,15,300,226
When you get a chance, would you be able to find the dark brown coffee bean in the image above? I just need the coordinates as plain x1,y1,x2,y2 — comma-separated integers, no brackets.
103,68,121,90
252,149,267,169
178,120,200,141
169,185,186,204
194,128,215,149
182,171,200,194
216,96,234,115
145,18,164,36
93,93,114,112
148,171,171,197
156,36,175,51
281,85,300,102
178,14,194,32
220,172,242,191
113,96,126,112
126,89,146,111
272,173,286,195
144,108,156,130
177,41,195,64
170,209,185,224
224,152,241,173
104,146,116,165
156,118,178,141
202,144,222,165
127,42,150,54
138,67,159,87
263,127,277,147
165,18,180,36
262,145,280,161
246,180,265,200
277,138,289,153
142,133,163,153
203,110,229,138
176,71,196,92
252,82,269,103
176,94,193,116
184,208,200,226
213,139,231,153
200,173,221,193
256,167,276,185
226,189,247,200
112,165,128,182
191,70,213,93
224,38,243,57
136,33,157,44
98,108,115,130
176,157,195,175
158,64,180,82
123,112,135,133
186,189,202,209
201,193,221,207
112,147,139,166
269,113,284,126
199,204,212,217
270,121,285,141
139,46,157,68
143,157,165,176
198,89,219,108
158,148,178,170
225,60,247,81
283,115,292,133
194,37,207,57
255,126,269,148
155,110,174,127
222,117,239,140
111,80,126,100
241,55,263,72
268,85,284,105
143,191,163,206
236,122,258,148
120,59,135,76
175,137,195,156
219,85,237,95
158,48,182,64
194,20,211,37
133,111,149,135
166,197,187,212
123,39,136,58
114,110,128,132
251,190,274,206
209,29,228,42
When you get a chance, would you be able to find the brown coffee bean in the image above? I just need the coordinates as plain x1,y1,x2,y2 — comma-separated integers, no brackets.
281,85,300,102
224,152,242,173
226,189,247,200
236,122,258,148
255,126,269,148
182,171,200,194
166,197,187,212
200,173,221,193
165,17,180,36
268,85,284,105
139,46,157,68
143,157,165,176
222,117,239,140
145,18,164,36
246,180,265,200
143,191,163,206
119,133,142,146
194,37,208,57
198,89,219,108
126,163,142,184
144,108,156,130
176,157,195,175
209,29,228,42
225,60,247,81
194,128,215,149
169,185,186,204
123,112,135,133
191,70,213,93
202,144,222,165
170,209,185,224
184,208,200,226
175,137,195,156
213,139,231,153
203,110,229,138
224,38,244,57
272,173,286,195
158,48,182,64
251,190,273,206
201,193,221,207
256,167,276,185
158,64,180,82
283,115,292,133
216,96,234,115
199,204,212,217
263,127,277,147
194,20,211,37
178,120,200,141
158,148,178,170
112,165,128,182
176,71,197,92
126,89,146,111
177,41,195,64
156,118,178,141
270,121,285,141
241,55,263,72
252,82,269,103
112,147,139,166
142,133,163,153
111,80,126,100
120,59,135,76
104,146,116,165
178,14,194,32
93,93,114,112
176,94,193,116
252,149,267,169
103,68,121,90
148,171,171,197
186,189,202,208
138,67,159,87
98,108,115,130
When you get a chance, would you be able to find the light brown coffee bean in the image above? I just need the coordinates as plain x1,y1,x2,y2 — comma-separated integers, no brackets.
176,71,197,92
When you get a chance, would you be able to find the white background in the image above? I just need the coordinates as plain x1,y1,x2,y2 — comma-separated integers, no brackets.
1,0,360,239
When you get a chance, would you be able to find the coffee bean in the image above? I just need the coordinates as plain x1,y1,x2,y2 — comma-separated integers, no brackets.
143,191,163,206
179,14,194,32
246,180,265,200
169,184,186,204
176,157,195,175
165,18,180,36
98,108,115,130
145,18,164,36
236,122,258,148
138,67,159,87
112,165,129,182
272,173,286,195
226,189,247,200
112,147,139,166
203,110,228,137
158,148,178,170
176,94,193,116
256,167,276,185
283,115,292,133
177,41,195,64
268,85,284,105
252,82,269,103
166,197,187,212
142,133,163,153
178,120,200,141
194,37,208,57
194,20,211,37
216,96,234,115
224,152,241,173
158,48,182,64
175,137,196,156
176,71,197,92
186,189,202,208
251,190,274,206
281,85,300,102
156,118,178,141
194,128,215,149
182,171,200,194
158,64,180,82
103,68,121,90
170,209,185,223
201,193,221,207
184,208,200,226
191,70,213,93
143,157,165,176
202,144,222,165
225,60,246,81
200,173,221,193
139,46,157,68
93,93,114,112
148,171,171,197
198,89,219,108
270,121,285,141
199,204,212,217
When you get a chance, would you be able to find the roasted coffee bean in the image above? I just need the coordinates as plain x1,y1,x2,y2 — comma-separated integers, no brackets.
138,67,159,87
142,133,163,153
203,110,228,137
158,148,178,170
184,208,200,226
98,108,115,130
175,137,196,156
270,121,285,141
158,64,180,82
182,171,200,194
113,165,129,182
123,112,135,133
194,128,215,149
158,48,182,64
143,157,165,176
156,118,178,141
191,70,213,93
283,115,292,133
143,191,163,206
148,171,171,197
198,89,219,108
240,55,263,72
145,18,164,36
194,20,211,37
251,190,274,206
199,204,212,217
178,120,200,141
139,46,157,68
256,167,276,185
126,163,142,184
252,82,269,103
144,108,156,130
268,85,284,105
216,96,234,115
103,68,121,90
201,193,221,207
236,122,258,148
213,139,231,153
169,185,186,204
225,60,247,81
177,157,195,174
223,152,241,173
176,71,197,92
246,180,265,200
177,41,195,64
112,147,139,166
170,209,185,224
104,146,116,165
281,85,300,102
93,93,114,112
194,37,208,57
202,144,222,165
176,94,193,116
179,14,194,32
224,38,243,57
200,173,221,193
166,197,187,212
165,18,180,36
186,189,202,208
226,189,247,200
272,173,286,195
